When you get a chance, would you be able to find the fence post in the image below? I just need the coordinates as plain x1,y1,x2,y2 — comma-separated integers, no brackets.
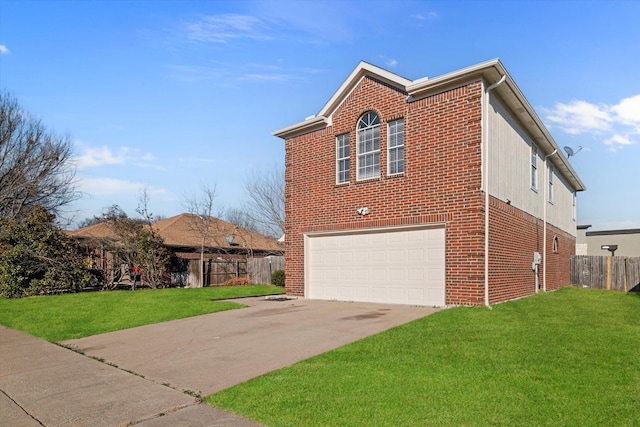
607,256,611,290
624,257,628,292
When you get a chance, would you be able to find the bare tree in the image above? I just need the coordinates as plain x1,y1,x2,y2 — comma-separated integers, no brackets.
224,207,259,232
0,90,79,221
243,166,285,238
183,184,218,287
98,205,141,288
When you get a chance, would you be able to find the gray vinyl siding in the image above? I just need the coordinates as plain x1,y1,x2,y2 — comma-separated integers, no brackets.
487,94,576,236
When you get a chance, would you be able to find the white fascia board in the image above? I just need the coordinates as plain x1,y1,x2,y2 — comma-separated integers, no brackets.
407,58,503,96
273,61,412,140
272,115,329,139
317,61,412,118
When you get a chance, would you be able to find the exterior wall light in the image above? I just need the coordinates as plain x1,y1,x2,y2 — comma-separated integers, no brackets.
356,207,370,216
601,244,618,256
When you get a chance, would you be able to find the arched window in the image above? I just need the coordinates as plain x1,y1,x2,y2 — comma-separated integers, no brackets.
357,111,380,180
552,235,559,253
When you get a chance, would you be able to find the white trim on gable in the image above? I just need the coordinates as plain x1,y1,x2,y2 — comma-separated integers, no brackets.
317,61,413,119
273,59,585,193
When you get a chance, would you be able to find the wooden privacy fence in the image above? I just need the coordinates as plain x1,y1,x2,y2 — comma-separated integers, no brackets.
248,256,285,285
188,259,247,286
570,255,640,292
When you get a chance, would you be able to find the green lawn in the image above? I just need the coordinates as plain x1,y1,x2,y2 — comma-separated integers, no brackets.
207,288,640,427
0,285,284,342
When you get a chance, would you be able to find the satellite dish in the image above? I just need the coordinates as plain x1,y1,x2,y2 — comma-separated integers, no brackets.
564,145,583,158
564,146,574,158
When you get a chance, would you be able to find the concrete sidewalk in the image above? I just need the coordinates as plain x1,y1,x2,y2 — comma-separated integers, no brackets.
1,296,438,426
0,325,260,427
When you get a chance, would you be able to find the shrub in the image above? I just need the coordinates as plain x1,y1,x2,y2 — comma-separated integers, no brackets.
221,277,252,286
271,269,285,287
0,206,90,298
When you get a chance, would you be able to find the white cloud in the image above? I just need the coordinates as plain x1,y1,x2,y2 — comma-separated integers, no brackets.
75,143,157,170
0,45,9,54
544,100,612,134
611,94,640,131
544,94,640,151
78,177,146,196
387,59,398,68
186,14,270,44
604,134,634,152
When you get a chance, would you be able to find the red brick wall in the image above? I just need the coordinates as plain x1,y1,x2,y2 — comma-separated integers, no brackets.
285,76,487,304
488,196,575,303
284,75,576,305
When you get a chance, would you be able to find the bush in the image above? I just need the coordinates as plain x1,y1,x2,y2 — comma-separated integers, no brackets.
0,206,90,298
271,269,285,287
221,277,252,286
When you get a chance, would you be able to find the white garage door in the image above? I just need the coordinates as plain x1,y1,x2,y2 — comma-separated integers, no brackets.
306,226,445,306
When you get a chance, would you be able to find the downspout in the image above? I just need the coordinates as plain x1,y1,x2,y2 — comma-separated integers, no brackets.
543,149,558,292
483,74,506,308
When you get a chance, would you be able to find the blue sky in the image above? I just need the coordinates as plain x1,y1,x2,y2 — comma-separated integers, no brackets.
1,0,638,231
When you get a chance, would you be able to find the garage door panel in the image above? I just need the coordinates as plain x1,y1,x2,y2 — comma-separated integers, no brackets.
407,288,425,301
371,250,387,263
388,249,405,262
407,267,425,281
407,248,426,262
307,226,446,306
371,287,387,299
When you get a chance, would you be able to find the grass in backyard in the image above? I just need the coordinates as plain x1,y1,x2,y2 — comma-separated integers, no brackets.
207,287,640,427
0,285,284,342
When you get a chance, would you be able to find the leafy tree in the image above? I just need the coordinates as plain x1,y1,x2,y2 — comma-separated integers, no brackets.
0,90,79,221
0,206,90,298
135,189,170,288
135,228,170,288
95,202,170,289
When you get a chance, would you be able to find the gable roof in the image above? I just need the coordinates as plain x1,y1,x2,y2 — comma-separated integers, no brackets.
66,221,118,240
68,213,284,253
273,59,585,192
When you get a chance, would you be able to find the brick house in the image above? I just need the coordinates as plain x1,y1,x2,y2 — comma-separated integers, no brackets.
273,59,585,307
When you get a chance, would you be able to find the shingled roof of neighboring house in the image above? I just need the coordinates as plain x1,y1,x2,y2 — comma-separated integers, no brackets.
66,221,118,240
68,213,284,253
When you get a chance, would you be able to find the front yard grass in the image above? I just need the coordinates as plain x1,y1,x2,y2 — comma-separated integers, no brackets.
0,285,284,342
207,287,640,427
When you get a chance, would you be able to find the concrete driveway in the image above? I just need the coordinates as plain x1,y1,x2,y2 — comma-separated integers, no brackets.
62,296,438,396
2,296,438,426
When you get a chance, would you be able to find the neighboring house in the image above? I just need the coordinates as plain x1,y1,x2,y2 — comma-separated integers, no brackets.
69,213,284,287
577,225,640,257
273,59,585,307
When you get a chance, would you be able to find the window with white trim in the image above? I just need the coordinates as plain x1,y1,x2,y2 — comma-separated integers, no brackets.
357,111,380,180
548,164,554,203
531,145,538,190
336,133,350,184
388,118,404,175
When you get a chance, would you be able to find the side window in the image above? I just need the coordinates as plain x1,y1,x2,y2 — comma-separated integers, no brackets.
388,119,404,175
531,145,538,190
357,111,380,180
548,164,554,203
336,133,350,184
552,235,559,253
